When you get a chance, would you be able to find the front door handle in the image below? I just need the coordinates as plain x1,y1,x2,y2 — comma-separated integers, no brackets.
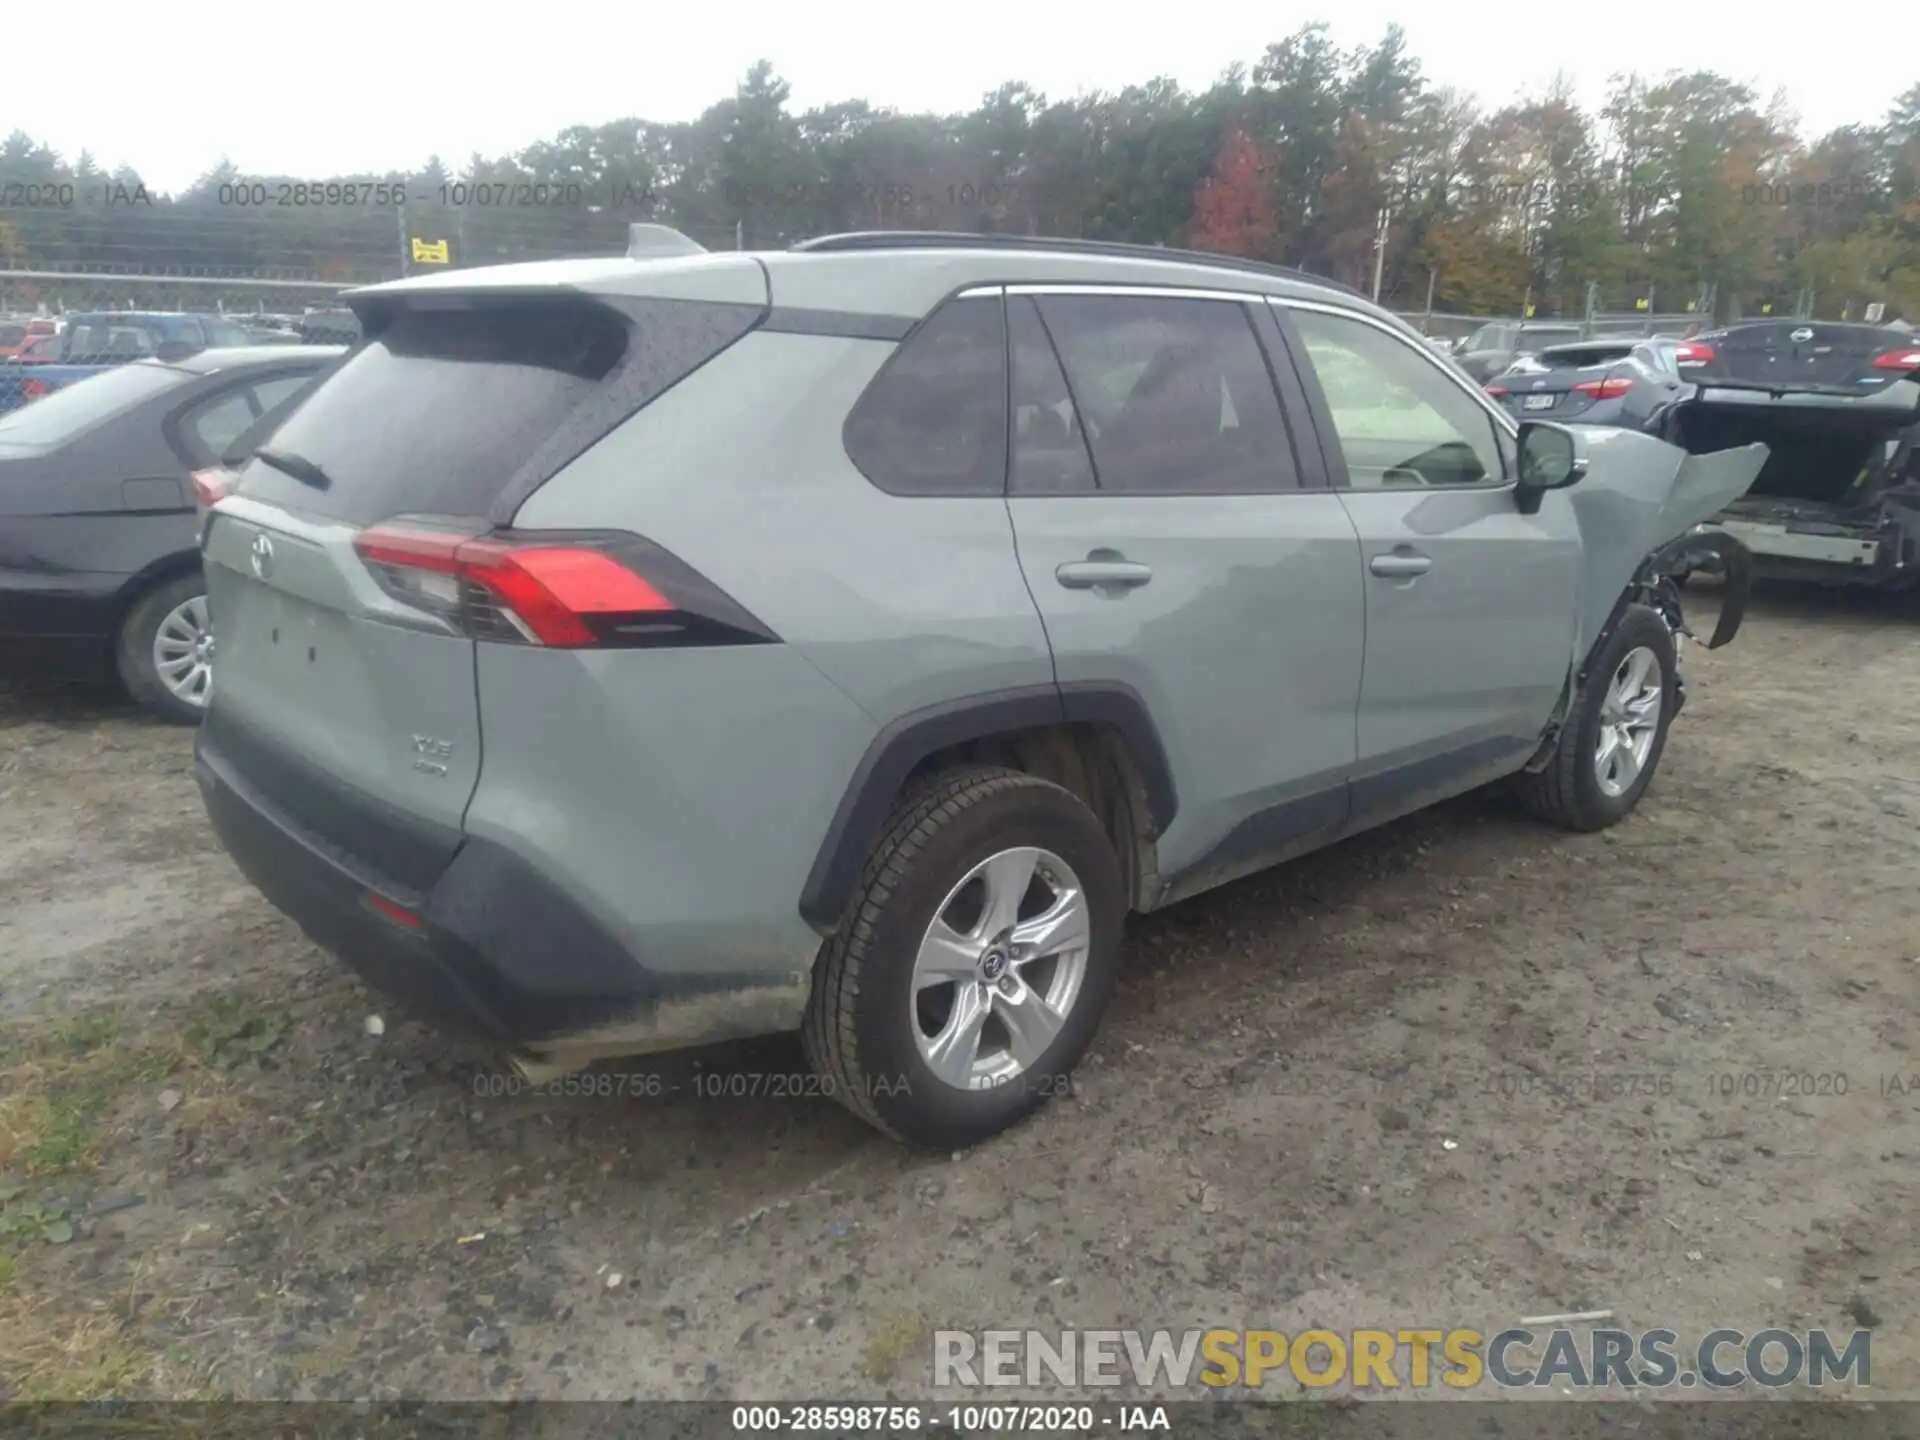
1056,559,1153,590
1369,552,1432,578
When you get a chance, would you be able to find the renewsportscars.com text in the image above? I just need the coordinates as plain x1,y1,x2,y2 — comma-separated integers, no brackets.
933,1327,1870,1391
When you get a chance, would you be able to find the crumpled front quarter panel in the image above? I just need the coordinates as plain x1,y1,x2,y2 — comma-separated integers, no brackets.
1565,428,1768,662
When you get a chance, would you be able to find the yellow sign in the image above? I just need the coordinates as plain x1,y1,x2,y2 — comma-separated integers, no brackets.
1761,302,1773,314
411,237,450,264
1685,300,1697,312
1523,304,1535,318
1634,297,1650,311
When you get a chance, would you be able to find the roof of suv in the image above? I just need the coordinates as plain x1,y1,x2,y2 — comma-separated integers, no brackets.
345,229,1413,336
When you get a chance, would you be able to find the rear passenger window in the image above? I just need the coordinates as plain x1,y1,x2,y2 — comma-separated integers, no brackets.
1010,297,1096,494
1034,294,1297,494
844,296,1008,496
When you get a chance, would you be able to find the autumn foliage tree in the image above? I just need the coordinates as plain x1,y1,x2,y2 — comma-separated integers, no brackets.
1190,126,1279,258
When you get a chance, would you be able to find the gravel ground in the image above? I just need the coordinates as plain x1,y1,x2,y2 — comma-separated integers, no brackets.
2,586,1918,1404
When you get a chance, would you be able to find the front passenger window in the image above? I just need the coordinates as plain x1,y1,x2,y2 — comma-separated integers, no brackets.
1289,309,1506,489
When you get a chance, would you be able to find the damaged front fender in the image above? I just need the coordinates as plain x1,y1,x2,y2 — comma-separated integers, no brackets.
1561,426,1770,665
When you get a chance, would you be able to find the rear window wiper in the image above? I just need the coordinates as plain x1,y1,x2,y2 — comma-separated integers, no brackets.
252,446,332,490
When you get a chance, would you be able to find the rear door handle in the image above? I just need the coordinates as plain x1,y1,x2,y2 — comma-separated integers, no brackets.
1369,552,1432,578
1056,559,1153,590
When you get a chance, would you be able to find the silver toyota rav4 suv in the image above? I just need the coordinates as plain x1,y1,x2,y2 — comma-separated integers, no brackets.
196,229,1767,1148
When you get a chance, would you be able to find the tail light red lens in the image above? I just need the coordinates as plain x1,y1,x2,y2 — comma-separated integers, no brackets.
352,520,775,651
1673,343,1715,364
1484,384,1509,397
20,379,48,402
1572,377,1635,399
190,468,234,508
1873,347,1920,372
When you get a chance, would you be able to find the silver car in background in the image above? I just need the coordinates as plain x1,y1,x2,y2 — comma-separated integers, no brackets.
1487,338,1689,430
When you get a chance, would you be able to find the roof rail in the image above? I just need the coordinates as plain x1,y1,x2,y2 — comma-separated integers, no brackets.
789,231,1369,300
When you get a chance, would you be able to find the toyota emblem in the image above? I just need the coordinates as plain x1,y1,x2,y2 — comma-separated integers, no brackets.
1790,326,1814,343
250,532,275,580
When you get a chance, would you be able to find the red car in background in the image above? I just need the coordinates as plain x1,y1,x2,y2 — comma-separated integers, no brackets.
0,317,60,359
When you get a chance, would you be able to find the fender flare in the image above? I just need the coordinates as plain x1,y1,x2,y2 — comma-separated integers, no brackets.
797,682,1178,933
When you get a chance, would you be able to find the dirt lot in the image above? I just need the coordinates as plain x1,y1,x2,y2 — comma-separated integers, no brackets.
2,586,1919,1405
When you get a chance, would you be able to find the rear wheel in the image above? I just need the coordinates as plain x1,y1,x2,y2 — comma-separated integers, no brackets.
116,573,212,725
1515,605,1677,831
802,767,1125,1148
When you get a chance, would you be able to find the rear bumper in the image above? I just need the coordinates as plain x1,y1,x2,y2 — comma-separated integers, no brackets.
1703,503,1919,590
196,726,807,1060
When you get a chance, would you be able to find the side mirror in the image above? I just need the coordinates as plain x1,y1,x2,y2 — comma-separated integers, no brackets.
1514,421,1588,514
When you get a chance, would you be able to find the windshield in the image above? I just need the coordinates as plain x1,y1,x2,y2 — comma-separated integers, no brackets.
0,362,191,446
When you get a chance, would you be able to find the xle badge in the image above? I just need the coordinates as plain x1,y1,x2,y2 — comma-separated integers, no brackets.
411,735,453,777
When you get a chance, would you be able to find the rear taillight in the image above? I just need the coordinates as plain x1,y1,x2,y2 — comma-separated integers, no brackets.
351,520,776,651
1484,385,1509,397
1572,377,1635,400
1673,343,1715,365
20,379,48,402
1873,348,1920,372
191,468,234,508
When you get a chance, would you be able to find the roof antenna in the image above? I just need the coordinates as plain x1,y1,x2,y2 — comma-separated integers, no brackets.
627,224,707,259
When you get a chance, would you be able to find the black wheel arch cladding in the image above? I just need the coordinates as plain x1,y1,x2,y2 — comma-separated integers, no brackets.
797,682,1177,933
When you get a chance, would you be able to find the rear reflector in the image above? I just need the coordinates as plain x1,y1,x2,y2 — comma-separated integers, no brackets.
364,891,423,929
1873,348,1920,372
352,520,776,650
191,468,234,508
1572,377,1635,399
1674,343,1716,365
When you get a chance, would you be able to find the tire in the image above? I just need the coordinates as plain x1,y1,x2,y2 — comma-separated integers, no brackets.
1516,604,1678,832
802,766,1126,1149
115,572,212,725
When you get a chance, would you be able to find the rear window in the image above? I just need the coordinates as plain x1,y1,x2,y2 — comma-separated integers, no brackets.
236,301,628,525
1540,346,1633,369
0,362,190,446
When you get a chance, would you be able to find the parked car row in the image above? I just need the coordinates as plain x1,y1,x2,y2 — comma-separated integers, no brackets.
1482,320,1920,591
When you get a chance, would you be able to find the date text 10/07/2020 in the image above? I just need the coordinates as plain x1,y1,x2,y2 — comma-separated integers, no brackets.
730,1405,1172,1433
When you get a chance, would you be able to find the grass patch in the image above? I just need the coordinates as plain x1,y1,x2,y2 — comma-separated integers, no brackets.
182,993,289,1070
863,1308,928,1384
0,1288,159,1400
0,1008,181,1176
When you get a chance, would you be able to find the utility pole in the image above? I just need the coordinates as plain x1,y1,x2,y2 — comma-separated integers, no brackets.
1423,268,1436,329
1370,207,1389,304
396,203,411,279
735,218,744,251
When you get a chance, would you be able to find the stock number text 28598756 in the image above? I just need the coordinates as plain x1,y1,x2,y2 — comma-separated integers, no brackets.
209,181,655,208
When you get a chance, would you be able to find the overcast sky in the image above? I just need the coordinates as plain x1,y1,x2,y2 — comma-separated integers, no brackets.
16,4,1909,194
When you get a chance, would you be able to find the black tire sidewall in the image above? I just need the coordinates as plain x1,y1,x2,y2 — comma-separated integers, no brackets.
116,572,208,725
1568,609,1677,824
855,781,1124,1147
